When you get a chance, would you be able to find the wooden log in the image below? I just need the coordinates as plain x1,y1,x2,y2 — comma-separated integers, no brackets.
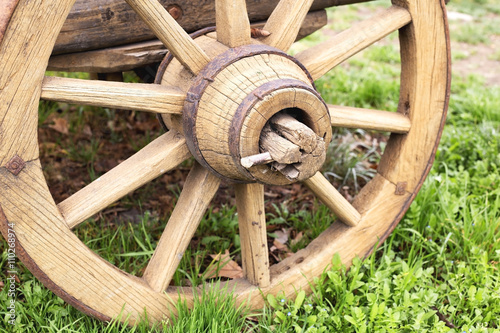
260,124,302,164
257,114,326,181
47,11,328,73
240,152,273,168
53,0,373,55
269,113,317,153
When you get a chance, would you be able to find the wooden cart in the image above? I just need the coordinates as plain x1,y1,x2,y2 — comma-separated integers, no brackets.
0,0,450,324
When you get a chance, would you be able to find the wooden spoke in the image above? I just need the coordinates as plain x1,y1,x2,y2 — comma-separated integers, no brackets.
41,76,185,114
329,105,411,133
143,163,220,292
303,172,361,227
124,0,210,74
234,183,270,288
216,0,251,47
296,5,411,80
58,131,190,229
262,0,315,52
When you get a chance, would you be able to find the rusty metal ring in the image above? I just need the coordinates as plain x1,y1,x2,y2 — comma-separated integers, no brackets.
183,44,316,181
228,79,328,181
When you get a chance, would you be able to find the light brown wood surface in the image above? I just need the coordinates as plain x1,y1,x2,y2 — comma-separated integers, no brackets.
235,183,270,287
58,131,190,229
262,0,315,52
52,0,371,55
0,0,75,167
231,174,411,310
329,105,411,133
125,0,210,74
270,113,318,153
377,0,451,192
46,10,328,74
216,0,251,47
143,163,220,292
296,5,411,80
0,0,19,44
303,172,361,227
41,76,185,114
260,124,302,164
193,54,315,183
0,0,450,325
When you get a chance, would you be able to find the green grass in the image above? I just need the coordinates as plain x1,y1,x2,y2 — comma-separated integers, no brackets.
2,0,500,332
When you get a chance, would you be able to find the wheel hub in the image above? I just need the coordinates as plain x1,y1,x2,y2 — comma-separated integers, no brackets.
161,44,332,185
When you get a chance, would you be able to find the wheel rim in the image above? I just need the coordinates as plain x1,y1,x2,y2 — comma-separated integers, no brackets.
0,0,450,324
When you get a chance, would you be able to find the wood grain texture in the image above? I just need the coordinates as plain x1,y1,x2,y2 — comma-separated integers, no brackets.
0,0,448,325
260,124,302,164
125,0,210,74
230,174,411,310
48,40,168,73
58,131,190,228
235,183,270,287
194,54,312,182
53,0,369,55
0,0,75,167
0,0,19,45
47,10,327,73
41,76,185,114
296,5,411,80
216,0,251,47
269,113,318,153
0,160,186,324
143,163,220,292
329,105,411,133
303,172,360,227
377,0,451,192
262,0,315,52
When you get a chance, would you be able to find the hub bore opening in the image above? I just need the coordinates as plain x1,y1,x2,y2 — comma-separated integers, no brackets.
256,108,327,182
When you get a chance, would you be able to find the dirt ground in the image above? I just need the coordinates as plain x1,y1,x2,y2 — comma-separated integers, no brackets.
448,11,500,86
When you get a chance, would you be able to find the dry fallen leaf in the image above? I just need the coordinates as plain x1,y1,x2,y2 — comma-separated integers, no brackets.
274,228,290,244
204,249,243,280
290,231,304,247
272,239,289,252
49,117,69,134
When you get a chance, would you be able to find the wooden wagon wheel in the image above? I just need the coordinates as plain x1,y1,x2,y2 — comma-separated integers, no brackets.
0,0,450,324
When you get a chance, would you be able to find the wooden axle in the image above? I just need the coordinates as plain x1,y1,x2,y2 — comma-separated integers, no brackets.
241,113,327,182
157,40,332,185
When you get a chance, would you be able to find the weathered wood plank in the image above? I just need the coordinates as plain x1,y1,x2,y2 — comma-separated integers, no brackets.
53,0,373,55
124,0,210,74
377,0,451,192
47,10,327,73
